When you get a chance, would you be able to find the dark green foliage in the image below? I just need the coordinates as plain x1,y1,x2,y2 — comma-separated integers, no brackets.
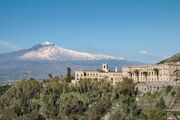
0,77,175,120
48,73,53,79
140,109,166,120
64,67,72,83
87,95,112,120
58,93,87,119
0,79,41,119
166,85,172,93
171,91,176,96
134,70,139,77
157,52,180,64
109,78,141,120
0,84,12,96
156,97,166,109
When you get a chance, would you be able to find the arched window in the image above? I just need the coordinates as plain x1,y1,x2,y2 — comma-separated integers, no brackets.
84,72,87,77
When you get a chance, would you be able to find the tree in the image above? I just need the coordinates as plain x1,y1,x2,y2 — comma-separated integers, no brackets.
109,78,141,120
134,70,139,82
65,67,72,83
174,69,180,81
156,97,166,109
0,84,12,96
48,73,53,79
87,95,111,120
153,68,159,81
143,72,148,81
58,93,87,119
166,85,172,93
141,109,166,120
128,72,133,79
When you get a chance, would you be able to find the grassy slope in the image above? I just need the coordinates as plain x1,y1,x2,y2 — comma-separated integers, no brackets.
158,52,180,64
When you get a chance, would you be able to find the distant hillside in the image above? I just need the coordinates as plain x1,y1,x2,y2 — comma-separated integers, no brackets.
158,52,180,64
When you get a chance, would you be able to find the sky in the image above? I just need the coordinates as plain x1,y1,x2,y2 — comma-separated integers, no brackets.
0,0,180,63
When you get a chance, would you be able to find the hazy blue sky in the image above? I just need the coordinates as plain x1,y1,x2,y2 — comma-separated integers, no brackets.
0,0,180,63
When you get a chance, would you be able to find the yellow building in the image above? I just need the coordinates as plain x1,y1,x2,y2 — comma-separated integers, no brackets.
75,64,123,83
122,63,180,82
74,63,180,83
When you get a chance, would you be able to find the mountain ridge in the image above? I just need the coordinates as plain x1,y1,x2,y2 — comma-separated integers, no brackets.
0,42,143,83
1,42,124,61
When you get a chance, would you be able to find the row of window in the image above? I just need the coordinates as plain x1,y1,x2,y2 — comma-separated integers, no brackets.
134,77,168,81
76,73,121,77
131,71,169,76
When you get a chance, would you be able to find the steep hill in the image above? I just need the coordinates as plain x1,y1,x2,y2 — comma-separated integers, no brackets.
158,52,180,64
0,79,179,120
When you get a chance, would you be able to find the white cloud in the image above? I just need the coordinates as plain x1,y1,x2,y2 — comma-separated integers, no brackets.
0,40,20,50
140,50,149,55
140,50,165,58
139,50,167,63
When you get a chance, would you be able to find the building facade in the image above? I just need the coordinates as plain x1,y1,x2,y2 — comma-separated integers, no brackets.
74,63,180,83
122,63,180,82
75,64,123,83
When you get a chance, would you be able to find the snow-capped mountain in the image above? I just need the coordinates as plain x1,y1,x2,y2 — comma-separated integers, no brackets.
0,42,143,84
18,42,124,61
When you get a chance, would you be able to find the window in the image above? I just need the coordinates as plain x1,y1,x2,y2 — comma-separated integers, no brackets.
84,72,87,76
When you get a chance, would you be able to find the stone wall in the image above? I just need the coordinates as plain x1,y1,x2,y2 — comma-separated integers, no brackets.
135,80,180,93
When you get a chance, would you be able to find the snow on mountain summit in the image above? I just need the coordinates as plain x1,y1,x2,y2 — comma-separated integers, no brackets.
42,41,55,46
18,42,124,61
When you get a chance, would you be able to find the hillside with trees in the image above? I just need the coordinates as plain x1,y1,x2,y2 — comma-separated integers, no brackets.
0,76,179,120
158,52,180,64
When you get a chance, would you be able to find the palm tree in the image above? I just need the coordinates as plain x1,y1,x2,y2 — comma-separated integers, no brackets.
128,71,133,79
153,68,159,81
143,71,148,81
134,69,139,82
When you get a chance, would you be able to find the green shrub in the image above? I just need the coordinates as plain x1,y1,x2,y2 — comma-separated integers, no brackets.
171,91,176,96
155,97,166,109
166,85,172,93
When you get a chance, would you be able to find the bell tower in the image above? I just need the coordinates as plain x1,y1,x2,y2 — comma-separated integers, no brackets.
102,63,109,72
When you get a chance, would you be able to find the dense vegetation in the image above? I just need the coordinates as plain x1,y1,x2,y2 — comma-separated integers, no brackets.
0,77,179,120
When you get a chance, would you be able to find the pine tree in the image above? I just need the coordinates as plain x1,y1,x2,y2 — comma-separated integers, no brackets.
65,67,72,83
